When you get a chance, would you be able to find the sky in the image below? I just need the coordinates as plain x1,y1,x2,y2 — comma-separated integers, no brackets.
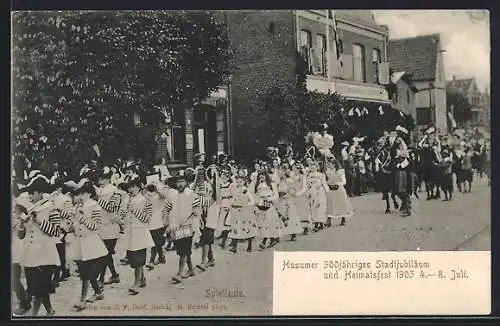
372,10,490,92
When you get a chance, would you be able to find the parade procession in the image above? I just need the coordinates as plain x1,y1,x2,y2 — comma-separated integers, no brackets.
11,122,490,316
11,10,490,316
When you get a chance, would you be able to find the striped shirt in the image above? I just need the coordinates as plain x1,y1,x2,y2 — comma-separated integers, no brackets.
163,188,200,226
40,209,62,237
98,195,121,213
31,198,62,238
79,207,103,231
98,185,121,213
128,194,153,224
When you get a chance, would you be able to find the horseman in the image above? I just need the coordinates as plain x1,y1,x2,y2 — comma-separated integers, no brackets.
387,126,409,160
388,125,412,217
418,127,442,200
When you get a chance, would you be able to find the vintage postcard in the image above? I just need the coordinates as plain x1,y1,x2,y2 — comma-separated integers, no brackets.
11,9,490,317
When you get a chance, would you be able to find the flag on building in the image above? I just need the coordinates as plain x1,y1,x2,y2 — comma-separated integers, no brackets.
330,10,341,59
378,62,390,85
378,105,384,115
447,111,457,129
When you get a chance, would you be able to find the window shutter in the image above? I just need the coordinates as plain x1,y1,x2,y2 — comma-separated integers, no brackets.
342,54,353,80
378,62,390,85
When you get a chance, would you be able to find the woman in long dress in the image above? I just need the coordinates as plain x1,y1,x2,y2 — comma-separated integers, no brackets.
330,160,354,226
249,161,261,185
275,163,303,241
291,163,311,235
307,161,329,232
228,174,258,253
252,172,283,249
216,169,233,249
269,158,280,185
324,158,338,228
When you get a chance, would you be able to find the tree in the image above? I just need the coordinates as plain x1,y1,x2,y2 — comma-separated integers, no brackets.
253,53,348,158
447,91,472,125
12,11,231,178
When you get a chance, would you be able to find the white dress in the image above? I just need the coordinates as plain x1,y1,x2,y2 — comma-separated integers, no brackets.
331,169,354,219
307,172,328,224
216,182,233,233
276,178,303,235
253,182,283,238
229,185,258,240
292,174,311,227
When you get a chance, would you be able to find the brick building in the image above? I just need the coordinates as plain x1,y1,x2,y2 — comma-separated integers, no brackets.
388,34,448,138
221,10,394,159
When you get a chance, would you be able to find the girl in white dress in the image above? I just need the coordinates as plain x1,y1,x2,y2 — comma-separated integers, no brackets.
275,163,304,241
324,158,337,228
216,169,233,249
252,172,283,249
330,160,354,226
269,158,280,185
291,163,311,235
307,161,330,232
228,174,257,253
249,161,261,185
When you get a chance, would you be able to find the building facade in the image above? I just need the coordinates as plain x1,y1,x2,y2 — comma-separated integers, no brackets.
387,71,417,142
298,10,391,104
480,88,490,130
222,10,396,159
388,34,447,137
153,87,231,169
446,77,489,128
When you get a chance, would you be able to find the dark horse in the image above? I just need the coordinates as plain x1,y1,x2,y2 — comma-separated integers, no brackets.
418,146,441,200
375,147,400,213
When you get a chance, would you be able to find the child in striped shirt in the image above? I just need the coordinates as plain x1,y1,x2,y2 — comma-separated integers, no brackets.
123,177,154,295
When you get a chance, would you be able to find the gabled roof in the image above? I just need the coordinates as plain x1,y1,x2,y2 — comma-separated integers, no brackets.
446,78,477,94
335,10,388,33
387,34,441,82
